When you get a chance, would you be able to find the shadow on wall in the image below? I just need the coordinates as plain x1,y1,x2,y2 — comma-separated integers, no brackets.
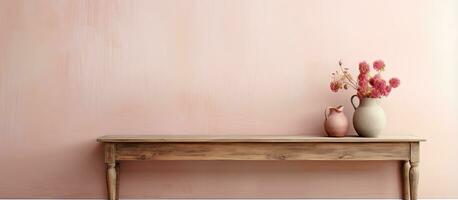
115,160,402,198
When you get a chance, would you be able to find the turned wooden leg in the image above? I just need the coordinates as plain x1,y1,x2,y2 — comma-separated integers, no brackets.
116,162,120,200
107,163,117,200
402,160,410,200
409,161,419,200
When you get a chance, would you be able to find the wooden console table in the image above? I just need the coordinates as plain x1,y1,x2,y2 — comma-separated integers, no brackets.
97,135,424,200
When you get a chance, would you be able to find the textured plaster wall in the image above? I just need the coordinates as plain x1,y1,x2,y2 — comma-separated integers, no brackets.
0,0,457,198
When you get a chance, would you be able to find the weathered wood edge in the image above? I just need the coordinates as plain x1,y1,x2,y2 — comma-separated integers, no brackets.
104,143,116,163
97,135,426,143
410,142,420,162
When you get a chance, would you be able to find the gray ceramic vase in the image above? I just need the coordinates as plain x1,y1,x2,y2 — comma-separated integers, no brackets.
351,95,386,137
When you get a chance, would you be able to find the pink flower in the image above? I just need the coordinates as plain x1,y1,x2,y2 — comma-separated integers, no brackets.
329,59,400,98
374,79,386,90
358,80,368,88
370,88,382,98
368,77,387,98
358,73,368,87
383,86,392,96
330,81,341,92
373,60,385,71
369,73,381,86
389,78,400,88
358,73,367,81
357,91,364,99
357,87,368,98
359,61,370,74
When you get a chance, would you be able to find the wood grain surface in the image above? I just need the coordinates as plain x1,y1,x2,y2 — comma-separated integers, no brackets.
114,142,412,160
97,135,425,143
102,138,421,200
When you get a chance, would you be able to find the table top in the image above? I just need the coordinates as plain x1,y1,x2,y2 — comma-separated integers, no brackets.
97,135,425,143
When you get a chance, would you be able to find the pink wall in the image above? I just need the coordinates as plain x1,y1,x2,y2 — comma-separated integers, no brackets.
0,0,457,198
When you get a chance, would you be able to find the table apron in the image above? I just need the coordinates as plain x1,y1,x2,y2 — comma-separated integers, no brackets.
111,142,412,161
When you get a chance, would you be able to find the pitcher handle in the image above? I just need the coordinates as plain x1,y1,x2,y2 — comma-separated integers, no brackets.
324,106,330,120
351,95,359,110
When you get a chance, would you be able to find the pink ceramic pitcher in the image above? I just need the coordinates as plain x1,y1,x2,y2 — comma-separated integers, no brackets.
324,105,349,137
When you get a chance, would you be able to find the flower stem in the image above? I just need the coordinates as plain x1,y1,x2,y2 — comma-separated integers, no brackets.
339,64,358,89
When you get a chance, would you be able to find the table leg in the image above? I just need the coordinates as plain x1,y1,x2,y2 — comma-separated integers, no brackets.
107,162,117,200
116,162,120,200
409,161,419,200
402,160,410,200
